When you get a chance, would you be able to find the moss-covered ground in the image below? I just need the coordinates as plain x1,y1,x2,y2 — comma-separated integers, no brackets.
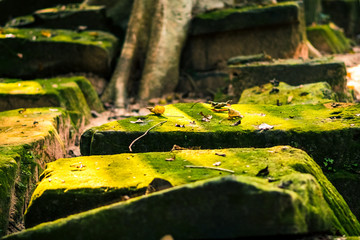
0,108,83,237
0,76,104,122
239,81,338,105
16,146,360,237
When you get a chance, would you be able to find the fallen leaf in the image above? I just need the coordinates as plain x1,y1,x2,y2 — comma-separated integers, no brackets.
228,109,243,120
5,34,16,38
40,30,52,38
258,123,274,130
208,100,232,109
270,79,279,86
130,119,144,124
213,161,221,166
199,112,212,122
147,105,165,115
287,95,293,104
165,157,175,161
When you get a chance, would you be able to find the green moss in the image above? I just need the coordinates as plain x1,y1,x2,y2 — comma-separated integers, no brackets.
0,28,118,78
307,24,352,54
0,107,84,236
0,147,19,237
0,76,104,121
0,28,117,53
239,82,338,105
196,2,296,20
81,103,360,171
229,57,347,100
23,146,360,235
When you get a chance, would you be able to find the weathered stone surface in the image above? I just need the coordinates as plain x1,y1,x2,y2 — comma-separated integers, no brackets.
0,0,82,25
6,167,360,239
327,170,360,222
228,57,347,99
22,146,360,236
80,103,360,171
0,77,104,122
0,108,83,237
322,0,360,37
5,4,116,34
307,24,352,54
0,28,118,78
239,82,338,105
181,2,306,72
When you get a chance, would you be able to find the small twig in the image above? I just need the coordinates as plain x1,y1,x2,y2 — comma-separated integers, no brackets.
190,101,202,109
185,165,234,173
129,121,167,152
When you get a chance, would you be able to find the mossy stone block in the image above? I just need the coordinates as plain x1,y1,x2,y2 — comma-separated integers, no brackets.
322,0,360,37
190,3,300,35
22,146,360,236
0,108,82,237
0,76,104,121
0,28,118,78
228,57,347,98
80,103,360,171
0,149,18,237
0,0,82,25
182,2,306,72
6,4,115,34
7,167,360,239
239,82,337,105
307,24,352,54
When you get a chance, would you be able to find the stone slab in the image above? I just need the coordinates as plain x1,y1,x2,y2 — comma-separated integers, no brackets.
181,2,306,72
0,0,82,25
228,57,347,99
322,0,360,37
22,146,360,237
0,108,83,236
6,169,360,239
190,3,300,36
80,102,360,171
0,76,104,121
5,4,115,34
0,28,118,78
239,81,337,105
307,24,352,54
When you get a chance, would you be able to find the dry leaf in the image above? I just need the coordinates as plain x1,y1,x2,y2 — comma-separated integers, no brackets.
287,95,293,104
40,30,52,38
199,111,212,122
228,109,243,120
258,123,274,130
130,119,144,124
147,105,165,115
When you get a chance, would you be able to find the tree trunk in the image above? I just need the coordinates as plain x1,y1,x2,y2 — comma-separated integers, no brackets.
102,0,193,107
